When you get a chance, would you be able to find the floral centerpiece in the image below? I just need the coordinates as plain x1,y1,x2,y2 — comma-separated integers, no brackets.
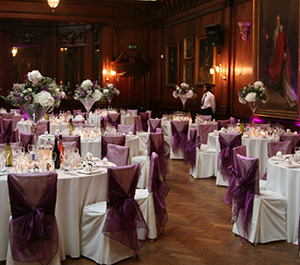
173,82,196,110
7,70,65,110
7,70,66,146
238,81,269,121
74,79,103,112
101,83,120,107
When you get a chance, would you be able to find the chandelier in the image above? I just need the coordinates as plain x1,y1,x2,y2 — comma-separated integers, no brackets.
47,0,60,9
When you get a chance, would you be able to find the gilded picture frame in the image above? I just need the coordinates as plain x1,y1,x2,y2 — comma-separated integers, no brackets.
183,62,193,85
253,0,300,119
195,36,215,85
184,36,194,60
165,43,180,87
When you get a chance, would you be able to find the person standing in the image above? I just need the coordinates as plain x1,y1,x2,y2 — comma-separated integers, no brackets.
201,83,216,117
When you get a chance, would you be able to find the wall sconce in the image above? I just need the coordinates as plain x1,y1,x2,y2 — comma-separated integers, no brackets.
102,69,116,83
238,22,251,42
11,47,18,57
210,64,226,80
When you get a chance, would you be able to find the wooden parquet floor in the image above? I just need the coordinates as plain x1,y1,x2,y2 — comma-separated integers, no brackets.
7,159,300,265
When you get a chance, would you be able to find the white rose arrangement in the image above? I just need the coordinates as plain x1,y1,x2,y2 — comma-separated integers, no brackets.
7,70,65,108
238,81,268,104
173,82,196,99
74,79,103,100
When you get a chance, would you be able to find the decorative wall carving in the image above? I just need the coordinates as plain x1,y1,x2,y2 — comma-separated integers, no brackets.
11,31,44,46
58,31,86,46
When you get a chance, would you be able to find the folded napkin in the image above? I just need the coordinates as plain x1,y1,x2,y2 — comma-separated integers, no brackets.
74,115,85,121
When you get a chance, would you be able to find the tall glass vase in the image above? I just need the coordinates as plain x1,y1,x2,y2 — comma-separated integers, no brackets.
19,103,50,149
178,94,188,111
79,98,97,113
105,93,114,110
79,98,98,123
248,100,261,124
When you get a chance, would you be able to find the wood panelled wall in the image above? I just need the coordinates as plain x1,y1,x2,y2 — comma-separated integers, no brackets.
0,0,298,126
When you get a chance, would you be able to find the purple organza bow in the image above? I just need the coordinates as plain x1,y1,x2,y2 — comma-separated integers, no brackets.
8,172,58,264
107,114,120,129
232,158,259,240
102,167,149,254
153,180,169,234
218,133,241,180
172,131,188,151
148,134,169,177
184,129,197,169
21,206,45,240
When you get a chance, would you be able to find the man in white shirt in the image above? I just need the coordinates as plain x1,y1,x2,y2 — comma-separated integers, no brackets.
200,83,216,117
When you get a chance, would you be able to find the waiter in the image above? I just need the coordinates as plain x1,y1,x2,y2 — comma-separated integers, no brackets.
201,83,216,117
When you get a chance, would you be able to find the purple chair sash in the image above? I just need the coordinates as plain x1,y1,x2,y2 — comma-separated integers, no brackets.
148,132,168,177
118,124,136,135
101,134,126,158
140,112,149,132
107,144,130,166
102,164,149,254
127,109,138,115
170,121,188,152
62,135,81,154
3,118,12,136
12,115,23,131
217,119,231,130
232,154,260,240
218,132,242,181
149,118,161,133
107,113,121,129
224,145,247,205
135,116,143,132
198,123,218,144
267,141,292,157
148,152,169,234
20,132,34,152
8,172,58,264
279,133,300,153
184,127,197,169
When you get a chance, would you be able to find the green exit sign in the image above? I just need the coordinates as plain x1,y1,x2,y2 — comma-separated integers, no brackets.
129,44,138,50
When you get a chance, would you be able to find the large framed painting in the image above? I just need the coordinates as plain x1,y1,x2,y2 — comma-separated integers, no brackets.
183,62,193,85
165,43,180,87
195,36,215,85
254,0,300,119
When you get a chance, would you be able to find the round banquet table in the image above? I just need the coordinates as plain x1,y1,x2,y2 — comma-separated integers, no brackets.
17,120,69,134
0,168,111,261
39,134,139,161
206,132,278,177
267,158,300,244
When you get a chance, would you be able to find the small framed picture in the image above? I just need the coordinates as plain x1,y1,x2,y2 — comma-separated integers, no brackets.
184,36,194,60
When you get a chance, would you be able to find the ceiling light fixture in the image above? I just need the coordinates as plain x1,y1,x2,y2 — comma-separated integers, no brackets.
47,0,60,11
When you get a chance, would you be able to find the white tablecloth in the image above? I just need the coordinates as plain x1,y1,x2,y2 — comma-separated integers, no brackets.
207,132,278,177
0,169,108,261
39,134,139,161
17,121,69,134
267,158,300,244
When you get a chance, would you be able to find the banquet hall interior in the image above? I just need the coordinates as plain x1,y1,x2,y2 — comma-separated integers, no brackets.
1,0,300,264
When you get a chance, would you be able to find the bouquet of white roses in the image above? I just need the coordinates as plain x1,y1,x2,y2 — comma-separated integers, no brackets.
101,83,120,98
74,79,103,101
7,70,65,108
238,81,268,104
173,82,196,99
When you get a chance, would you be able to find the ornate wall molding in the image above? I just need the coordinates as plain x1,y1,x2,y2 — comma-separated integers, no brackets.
11,31,45,46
